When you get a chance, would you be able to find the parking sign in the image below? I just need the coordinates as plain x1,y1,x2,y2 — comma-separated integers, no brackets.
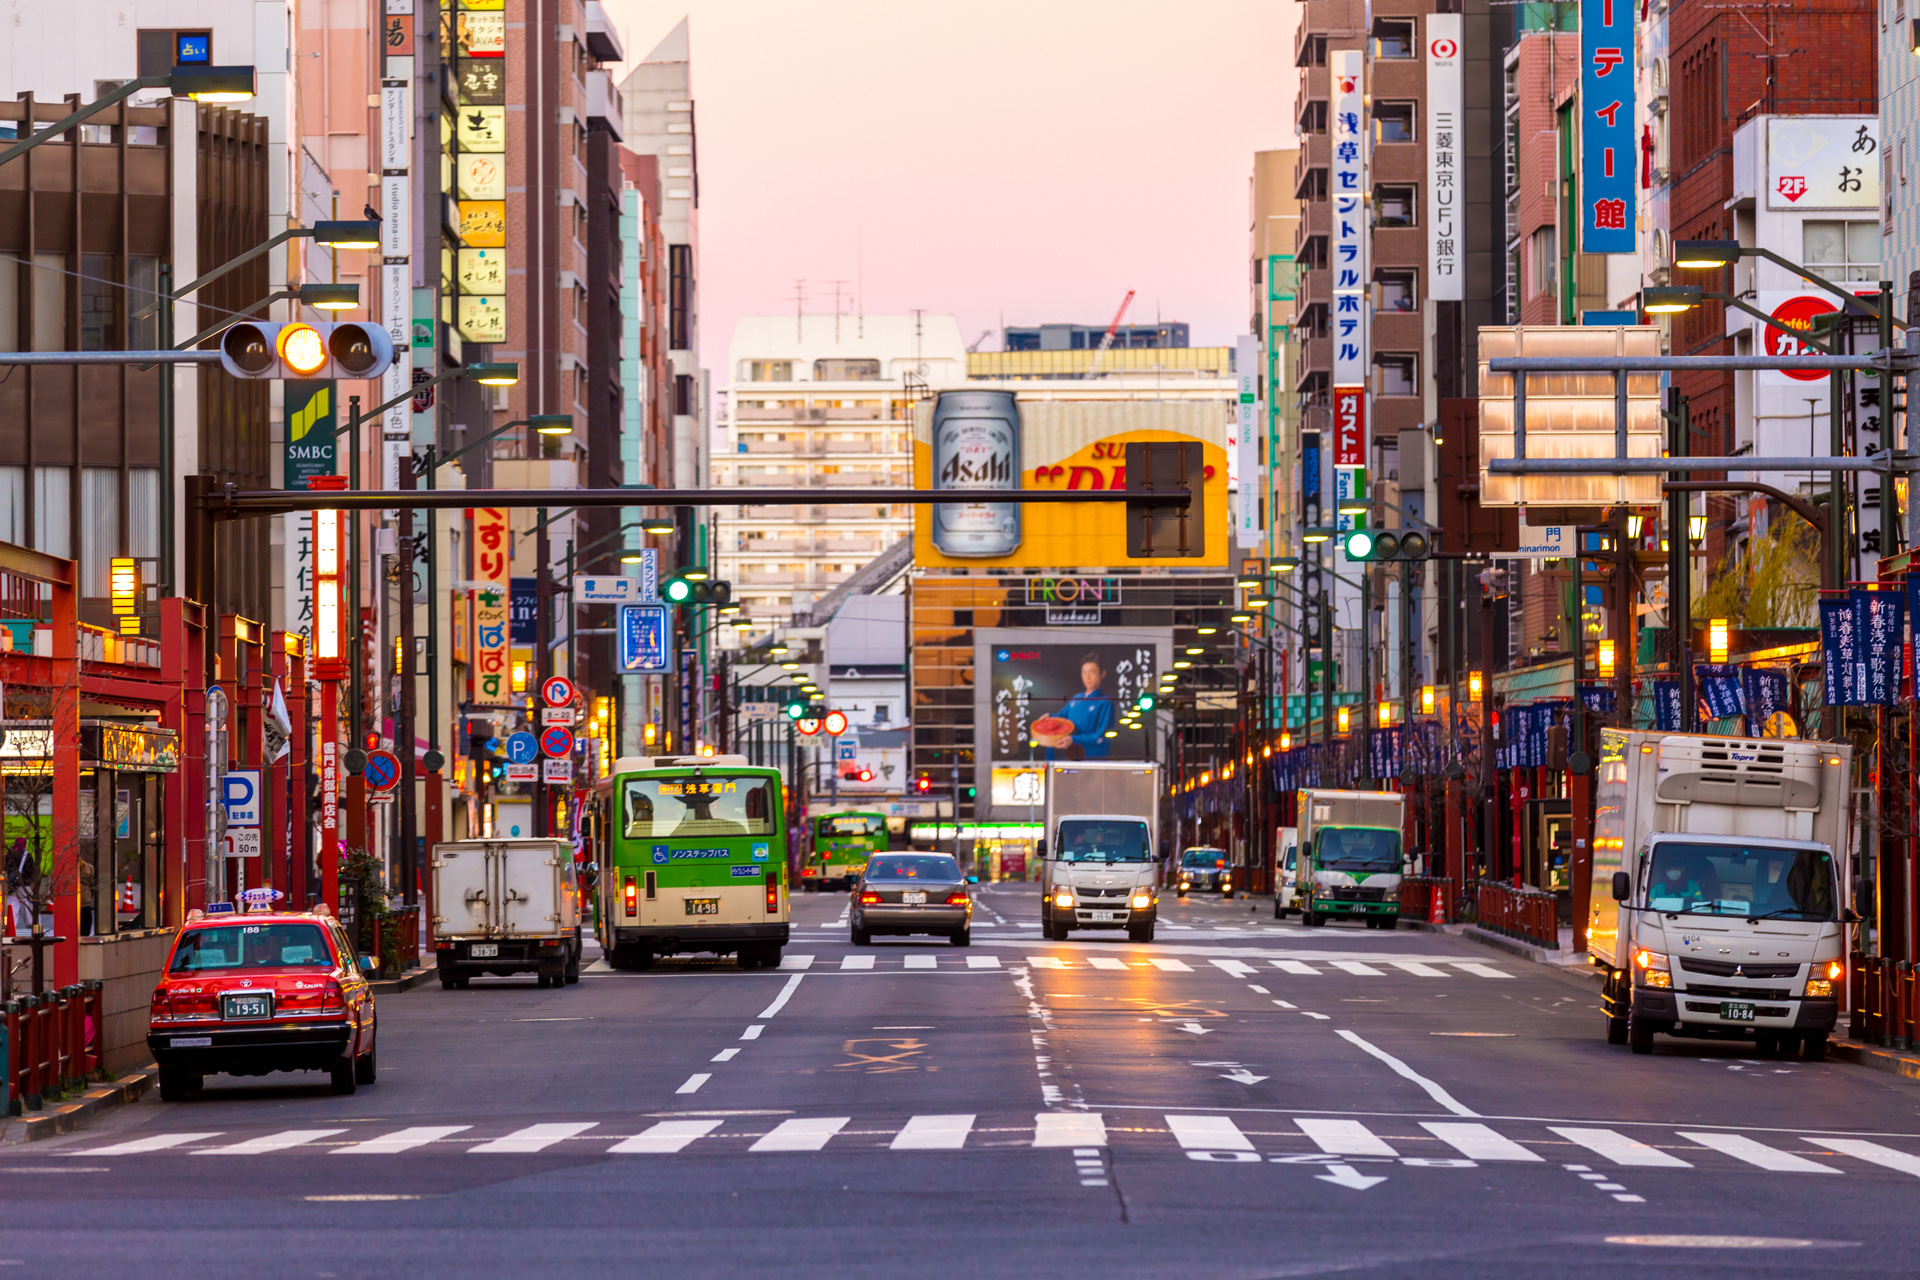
222,770,262,828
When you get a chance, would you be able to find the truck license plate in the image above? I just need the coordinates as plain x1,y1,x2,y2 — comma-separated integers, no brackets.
1720,1001,1757,1022
685,898,720,915
901,891,927,905
222,993,272,1020
469,943,499,958
1089,910,1121,923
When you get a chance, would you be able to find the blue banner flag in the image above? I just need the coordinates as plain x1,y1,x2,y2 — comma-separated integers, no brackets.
1697,664,1746,721
1369,727,1403,780
1577,682,1616,717
1652,678,1683,731
1859,587,1905,706
1820,596,1859,706
1745,668,1790,731
1579,0,1636,252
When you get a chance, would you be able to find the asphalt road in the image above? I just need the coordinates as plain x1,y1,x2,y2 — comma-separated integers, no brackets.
8,885,1920,1278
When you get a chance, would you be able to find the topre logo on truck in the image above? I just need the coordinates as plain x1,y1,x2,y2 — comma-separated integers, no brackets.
651,845,739,863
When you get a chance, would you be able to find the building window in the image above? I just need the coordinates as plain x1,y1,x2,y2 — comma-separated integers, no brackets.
31,252,66,351
813,358,881,381
669,243,692,350
1298,101,1327,136
129,468,159,561
0,467,22,544
1374,19,1416,58
128,256,160,349
1374,103,1416,144
32,466,70,557
1378,272,1417,313
1375,185,1416,228
80,254,117,351
1802,220,1880,282
742,360,792,381
1528,227,1557,298
1374,355,1417,397
674,373,693,416
80,468,119,596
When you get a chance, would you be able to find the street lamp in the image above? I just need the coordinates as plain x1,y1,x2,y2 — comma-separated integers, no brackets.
1708,618,1730,665
0,65,258,167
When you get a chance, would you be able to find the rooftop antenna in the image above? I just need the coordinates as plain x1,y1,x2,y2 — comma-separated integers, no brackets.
789,278,807,340
912,308,924,364
857,225,865,339
824,279,851,344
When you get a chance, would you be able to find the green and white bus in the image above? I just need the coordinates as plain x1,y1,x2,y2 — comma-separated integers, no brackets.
803,811,889,891
586,755,790,970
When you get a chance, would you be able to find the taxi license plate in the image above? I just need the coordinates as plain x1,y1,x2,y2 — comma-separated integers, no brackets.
223,993,272,1020
1088,910,1121,922
1720,1001,1757,1022
901,891,927,905
469,943,499,958
685,898,720,915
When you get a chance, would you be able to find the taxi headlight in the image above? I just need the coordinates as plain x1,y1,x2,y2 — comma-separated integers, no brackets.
1805,978,1834,998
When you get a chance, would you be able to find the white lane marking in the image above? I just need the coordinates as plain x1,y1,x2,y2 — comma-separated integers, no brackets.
1679,1132,1838,1173
1421,1121,1541,1162
840,955,875,970
1387,960,1449,978
1086,957,1127,971
675,1074,711,1094
1451,962,1512,979
779,955,814,970
966,955,1002,968
1549,1127,1692,1168
711,1048,740,1062
608,1119,724,1154
1335,1029,1477,1117
1329,961,1385,977
758,974,804,1019
904,955,937,970
196,1129,346,1156
1302,1011,1331,1020
891,1114,975,1150
1030,957,1067,969
741,1024,765,1040
1210,959,1257,978
1273,999,1297,1009
1296,1118,1397,1157
335,1126,470,1155
73,1133,221,1155
1167,1114,1254,1152
1149,958,1193,972
1272,960,1320,975
470,1123,597,1154
1248,984,1270,994
750,1118,849,1152
1612,1193,1645,1202
1034,1113,1107,1148
1816,1137,1920,1177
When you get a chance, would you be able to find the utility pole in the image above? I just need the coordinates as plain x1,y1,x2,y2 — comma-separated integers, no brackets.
534,506,550,837
1665,387,1691,725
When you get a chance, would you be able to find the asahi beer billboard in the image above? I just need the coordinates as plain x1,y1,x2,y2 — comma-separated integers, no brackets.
914,396,1229,569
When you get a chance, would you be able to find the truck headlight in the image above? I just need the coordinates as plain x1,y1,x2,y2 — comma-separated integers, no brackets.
1805,979,1834,998
1130,891,1152,910
1053,891,1074,910
1634,949,1670,988
1220,878,1231,892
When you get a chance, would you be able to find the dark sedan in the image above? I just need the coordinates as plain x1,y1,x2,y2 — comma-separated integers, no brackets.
851,854,972,946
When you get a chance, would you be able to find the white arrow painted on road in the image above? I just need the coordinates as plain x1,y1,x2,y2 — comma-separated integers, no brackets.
1315,1163,1388,1191
1219,1069,1269,1085
1174,1022,1213,1035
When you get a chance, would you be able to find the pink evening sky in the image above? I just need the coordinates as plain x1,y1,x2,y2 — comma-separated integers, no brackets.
598,0,1300,367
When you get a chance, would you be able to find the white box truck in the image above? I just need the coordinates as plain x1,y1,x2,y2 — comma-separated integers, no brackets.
431,838,582,990
1586,730,1853,1060
1295,789,1407,929
1038,761,1161,943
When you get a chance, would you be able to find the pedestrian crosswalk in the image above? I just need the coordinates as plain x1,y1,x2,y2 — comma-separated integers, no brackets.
63,1114,1920,1178
756,953,1511,976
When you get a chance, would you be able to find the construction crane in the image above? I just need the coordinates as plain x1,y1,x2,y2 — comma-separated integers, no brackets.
1085,289,1136,379
966,329,993,353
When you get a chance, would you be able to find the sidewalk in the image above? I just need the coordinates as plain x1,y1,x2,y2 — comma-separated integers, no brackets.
0,1070,154,1145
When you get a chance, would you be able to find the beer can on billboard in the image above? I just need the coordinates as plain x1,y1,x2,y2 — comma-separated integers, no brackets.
931,390,1022,557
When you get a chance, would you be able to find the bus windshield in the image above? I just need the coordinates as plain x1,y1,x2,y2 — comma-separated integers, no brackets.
1056,819,1150,863
1645,841,1836,920
624,774,777,839
818,814,884,839
1317,827,1401,872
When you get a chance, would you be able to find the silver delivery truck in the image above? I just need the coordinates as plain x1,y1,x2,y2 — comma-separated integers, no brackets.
1587,731,1853,1060
1038,761,1161,943
431,838,582,989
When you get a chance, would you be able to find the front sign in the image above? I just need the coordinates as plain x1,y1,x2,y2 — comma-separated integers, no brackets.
1234,334,1260,543
1767,117,1878,210
222,770,262,828
1578,0,1635,252
283,381,337,490
1514,521,1574,558
618,605,673,674
472,508,511,705
542,675,576,708
1426,15,1464,299
574,575,646,604
1329,49,1367,390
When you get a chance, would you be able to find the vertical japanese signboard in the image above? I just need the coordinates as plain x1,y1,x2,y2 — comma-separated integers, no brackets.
473,507,511,705
1330,50,1368,545
1234,334,1260,543
1579,0,1635,252
1426,15,1463,300
456,0,508,345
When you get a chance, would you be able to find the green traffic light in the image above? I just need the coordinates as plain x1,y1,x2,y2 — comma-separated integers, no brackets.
1135,693,1156,712
785,700,805,720
663,577,694,604
1343,529,1376,560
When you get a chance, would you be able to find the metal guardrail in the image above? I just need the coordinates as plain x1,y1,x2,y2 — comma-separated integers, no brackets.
1476,882,1560,950
3,981,102,1113
1399,877,1463,924
1852,953,1917,1050
374,908,421,977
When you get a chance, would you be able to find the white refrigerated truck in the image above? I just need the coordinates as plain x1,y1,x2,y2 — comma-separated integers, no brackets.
1038,761,1162,943
431,838,582,989
1586,730,1854,1060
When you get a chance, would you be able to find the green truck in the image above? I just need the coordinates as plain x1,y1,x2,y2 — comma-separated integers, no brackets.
1294,788,1407,929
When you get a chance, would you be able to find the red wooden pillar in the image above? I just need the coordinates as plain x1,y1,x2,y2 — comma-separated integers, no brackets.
48,567,80,987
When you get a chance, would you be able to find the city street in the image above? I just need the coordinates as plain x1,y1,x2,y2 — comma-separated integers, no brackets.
7,888,1920,1277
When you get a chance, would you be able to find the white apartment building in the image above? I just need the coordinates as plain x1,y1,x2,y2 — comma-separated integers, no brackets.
714,313,966,626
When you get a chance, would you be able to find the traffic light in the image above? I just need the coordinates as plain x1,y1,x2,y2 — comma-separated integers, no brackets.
1133,692,1156,714
661,575,732,606
915,775,933,793
1341,527,1432,562
219,320,394,380
784,694,809,720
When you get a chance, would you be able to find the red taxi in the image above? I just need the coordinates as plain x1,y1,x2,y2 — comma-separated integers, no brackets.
147,902,378,1101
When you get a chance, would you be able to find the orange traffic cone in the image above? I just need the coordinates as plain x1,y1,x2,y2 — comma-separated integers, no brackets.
1430,882,1447,925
